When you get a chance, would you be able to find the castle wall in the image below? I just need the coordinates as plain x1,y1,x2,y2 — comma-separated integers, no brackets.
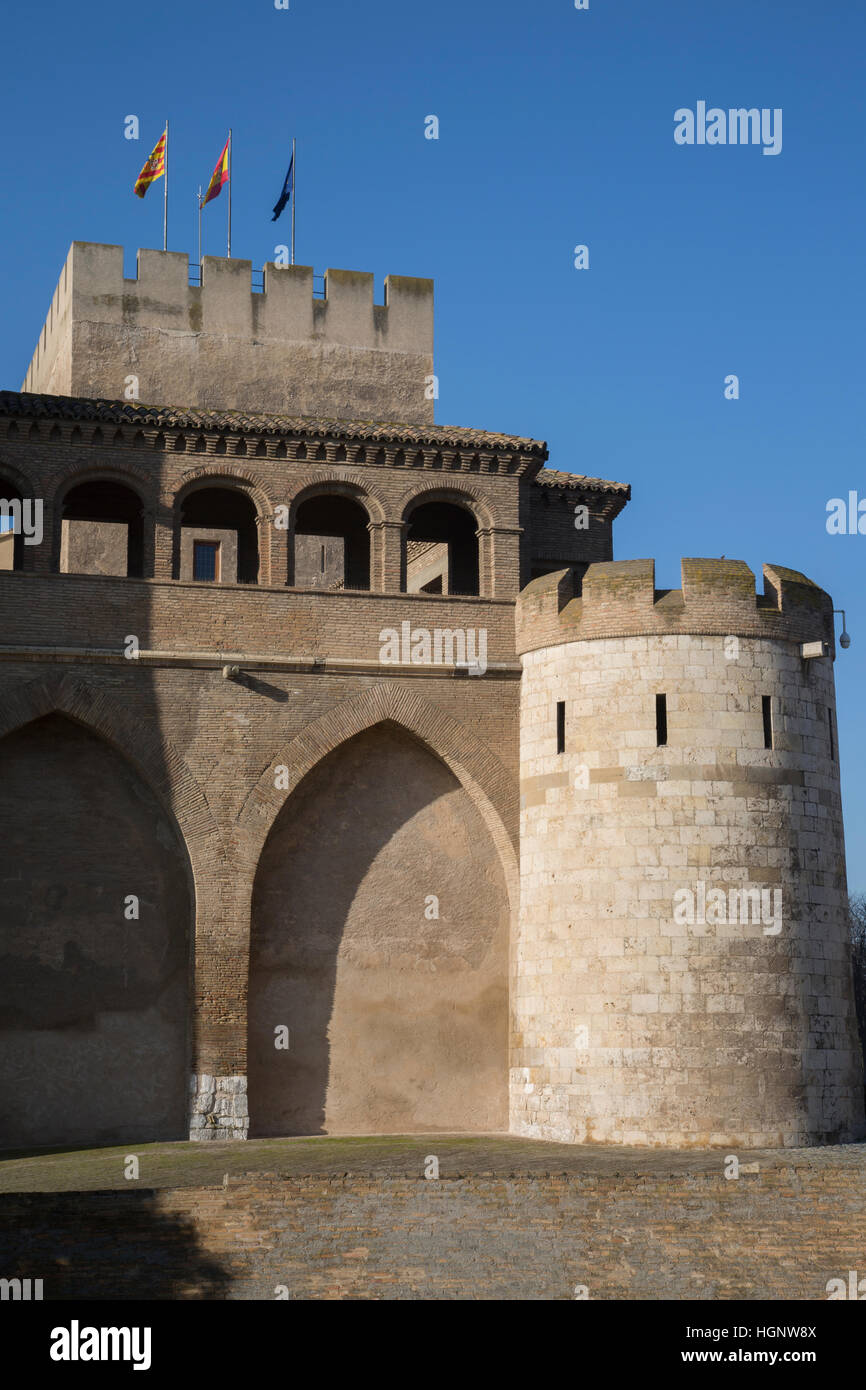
512,560,865,1148
21,244,436,424
0,396,567,1147
2,385,859,1153
526,476,621,579
5,1150,866,1298
248,724,509,1136
0,714,191,1151
0,653,519,1146
0,404,552,600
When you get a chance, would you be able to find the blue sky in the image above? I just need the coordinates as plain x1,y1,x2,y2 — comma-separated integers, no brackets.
1,0,864,886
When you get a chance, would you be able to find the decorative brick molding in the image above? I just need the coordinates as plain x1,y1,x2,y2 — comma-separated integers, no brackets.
0,388,550,470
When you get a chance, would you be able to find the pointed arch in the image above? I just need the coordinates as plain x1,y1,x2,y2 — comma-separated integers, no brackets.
0,672,222,873
0,689,203,1147
239,681,518,908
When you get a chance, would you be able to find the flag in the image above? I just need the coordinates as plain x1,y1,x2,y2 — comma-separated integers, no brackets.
134,130,167,198
271,153,294,221
201,137,230,207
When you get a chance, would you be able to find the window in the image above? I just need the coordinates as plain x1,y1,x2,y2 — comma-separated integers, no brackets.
293,494,370,590
556,700,566,754
59,479,144,578
828,707,836,761
762,695,774,750
404,500,479,596
0,482,25,571
656,694,667,747
180,487,258,584
193,540,219,582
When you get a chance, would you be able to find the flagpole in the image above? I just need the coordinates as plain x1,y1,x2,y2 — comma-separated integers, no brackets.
163,119,169,252
291,137,296,266
197,186,202,272
227,129,232,259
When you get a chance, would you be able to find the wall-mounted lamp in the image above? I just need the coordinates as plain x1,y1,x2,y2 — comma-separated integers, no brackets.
834,610,851,650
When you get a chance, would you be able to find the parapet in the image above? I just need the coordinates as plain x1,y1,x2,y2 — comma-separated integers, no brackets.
20,242,435,424
515,557,836,656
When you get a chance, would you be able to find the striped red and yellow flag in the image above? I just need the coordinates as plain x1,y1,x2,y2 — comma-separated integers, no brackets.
133,130,167,198
201,137,230,207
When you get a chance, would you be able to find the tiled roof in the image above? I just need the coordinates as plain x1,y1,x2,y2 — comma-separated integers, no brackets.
534,466,631,497
0,391,548,456
0,390,630,496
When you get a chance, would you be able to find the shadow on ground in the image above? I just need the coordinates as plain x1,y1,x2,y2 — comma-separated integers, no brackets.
0,1191,230,1299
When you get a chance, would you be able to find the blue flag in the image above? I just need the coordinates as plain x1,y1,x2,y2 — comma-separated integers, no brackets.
272,153,294,221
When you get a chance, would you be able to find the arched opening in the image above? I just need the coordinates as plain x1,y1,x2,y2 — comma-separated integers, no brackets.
0,476,24,571
0,715,193,1151
292,494,370,590
179,486,259,584
60,480,144,577
404,499,479,595
248,723,509,1136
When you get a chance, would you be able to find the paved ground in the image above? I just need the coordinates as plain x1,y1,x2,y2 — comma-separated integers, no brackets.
1,1132,864,1192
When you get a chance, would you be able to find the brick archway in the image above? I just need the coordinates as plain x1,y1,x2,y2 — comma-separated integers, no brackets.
0,671,223,890
238,680,518,908
0,673,222,1148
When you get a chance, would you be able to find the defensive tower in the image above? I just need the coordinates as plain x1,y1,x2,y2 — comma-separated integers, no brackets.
513,558,865,1147
21,242,435,424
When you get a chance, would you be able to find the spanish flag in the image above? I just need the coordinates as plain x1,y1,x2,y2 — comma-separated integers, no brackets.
134,130,167,198
201,136,230,207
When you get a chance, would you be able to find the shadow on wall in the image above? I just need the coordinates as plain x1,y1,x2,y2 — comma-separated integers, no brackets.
247,721,509,1138
0,715,193,1153
0,1193,231,1299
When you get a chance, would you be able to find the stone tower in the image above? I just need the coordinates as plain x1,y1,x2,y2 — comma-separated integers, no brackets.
21,242,434,424
512,558,865,1148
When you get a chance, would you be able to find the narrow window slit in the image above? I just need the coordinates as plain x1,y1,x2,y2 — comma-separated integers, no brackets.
762,695,773,750
828,707,836,761
656,694,667,747
556,701,565,755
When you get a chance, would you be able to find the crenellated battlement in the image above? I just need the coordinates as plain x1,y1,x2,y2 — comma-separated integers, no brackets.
20,242,435,424
515,556,835,656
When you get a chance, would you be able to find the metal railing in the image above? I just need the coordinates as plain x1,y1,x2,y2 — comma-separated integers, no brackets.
187,265,327,298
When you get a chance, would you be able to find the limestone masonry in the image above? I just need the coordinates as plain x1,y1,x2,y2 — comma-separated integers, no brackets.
0,242,862,1151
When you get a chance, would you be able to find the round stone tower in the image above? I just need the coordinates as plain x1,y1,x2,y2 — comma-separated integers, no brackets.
512,558,865,1148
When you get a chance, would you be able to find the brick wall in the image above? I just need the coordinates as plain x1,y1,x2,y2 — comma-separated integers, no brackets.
3,1162,866,1299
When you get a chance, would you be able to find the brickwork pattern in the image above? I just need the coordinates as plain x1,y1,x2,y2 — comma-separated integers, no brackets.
3,1157,866,1299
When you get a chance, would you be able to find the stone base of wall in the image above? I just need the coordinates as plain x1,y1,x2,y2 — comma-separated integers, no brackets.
189,1076,248,1141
